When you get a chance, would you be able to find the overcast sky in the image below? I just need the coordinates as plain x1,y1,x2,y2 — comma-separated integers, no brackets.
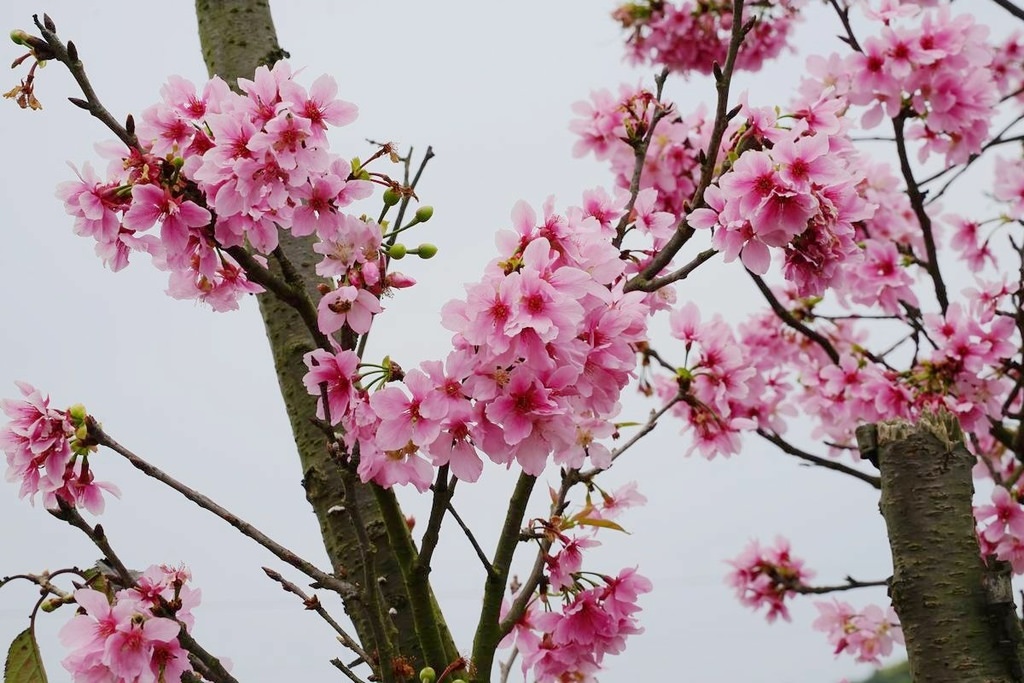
0,2,1016,682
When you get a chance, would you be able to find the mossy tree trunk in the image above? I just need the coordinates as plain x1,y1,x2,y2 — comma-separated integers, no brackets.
192,1,457,676
858,412,1024,683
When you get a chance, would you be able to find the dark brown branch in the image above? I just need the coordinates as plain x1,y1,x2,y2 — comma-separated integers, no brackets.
445,500,493,574
91,421,359,600
795,577,890,595
757,429,881,489
625,0,749,291
892,112,948,313
261,566,371,673
418,466,452,571
747,271,840,364
31,15,139,150
331,658,367,683
826,0,862,52
631,248,718,292
991,0,1024,23
50,502,238,683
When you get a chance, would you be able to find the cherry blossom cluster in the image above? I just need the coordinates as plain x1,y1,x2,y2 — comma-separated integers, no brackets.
726,536,813,622
797,294,1016,449
505,567,652,682
502,479,650,682
976,486,1024,573
57,62,378,312
570,85,713,218
1,382,118,514
304,193,657,490
690,109,875,297
800,4,997,166
59,564,200,682
651,302,757,458
573,88,881,298
541,481,648,591
613,0,804,75
813,599,904,665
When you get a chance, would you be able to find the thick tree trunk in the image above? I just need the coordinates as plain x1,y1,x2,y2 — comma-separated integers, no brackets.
857,411,1024,682
192,1,456,675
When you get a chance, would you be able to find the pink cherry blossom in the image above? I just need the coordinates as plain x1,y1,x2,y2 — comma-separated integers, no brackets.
317,285,382,335
727,537,813,622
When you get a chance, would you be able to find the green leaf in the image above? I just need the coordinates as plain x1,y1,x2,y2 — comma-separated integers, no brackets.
574,517,627,533
4,628,48,683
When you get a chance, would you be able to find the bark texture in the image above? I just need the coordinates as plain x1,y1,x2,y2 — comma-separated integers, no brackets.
193,0,455,673
859,412,1024,683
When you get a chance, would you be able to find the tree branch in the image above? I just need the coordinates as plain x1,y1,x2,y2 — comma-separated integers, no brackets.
625,0,749,291
892,112,948,313
261,566,371,674
991,0,1024,23
471,472,537,682
31,15,139,150
795,576,890,595
757,429,881,489
91,421,359,599
747,271,840,364
50,501,238,683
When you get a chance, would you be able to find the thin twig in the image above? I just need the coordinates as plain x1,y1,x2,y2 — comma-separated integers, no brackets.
498,646,520,683
757,429,881,489
445,501,493,574
90,420,359,599
795,577,890,595
625,0,749,292
50,501,238,683
261,566,372,671
826,0,863,52
632,248,718,292
747,272,840,364
32,15,139,150
991,0,1024,23
892,112,948,313
331,658,367,683
579,394,685,479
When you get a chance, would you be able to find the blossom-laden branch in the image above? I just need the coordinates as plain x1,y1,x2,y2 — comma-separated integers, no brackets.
612,67,673,250
50,500,238,683
625,0,751,292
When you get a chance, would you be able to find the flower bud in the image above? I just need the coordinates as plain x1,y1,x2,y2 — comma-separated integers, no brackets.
382,189,402,206
419,667,436,683
388,243,407,260
413,243,438,259
75,424,89,441
414,206,434,223
10,30,29,46
40,597,64,613
68,403,88,423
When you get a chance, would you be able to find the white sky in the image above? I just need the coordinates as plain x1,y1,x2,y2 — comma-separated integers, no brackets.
0,1,1015,681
